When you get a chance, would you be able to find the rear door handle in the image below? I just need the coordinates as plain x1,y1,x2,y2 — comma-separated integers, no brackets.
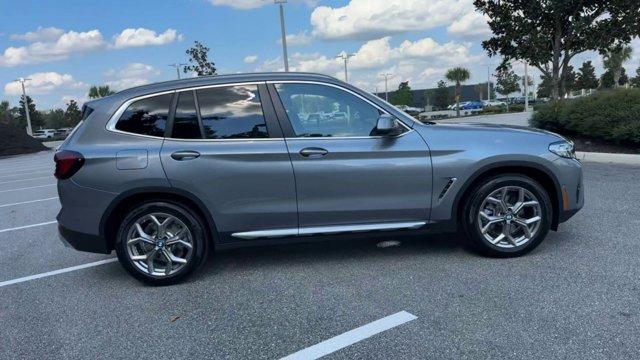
171,150,200,161
299,147,328,158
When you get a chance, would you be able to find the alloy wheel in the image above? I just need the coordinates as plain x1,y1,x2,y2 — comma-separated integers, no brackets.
125,213,193,276
477,186,542,249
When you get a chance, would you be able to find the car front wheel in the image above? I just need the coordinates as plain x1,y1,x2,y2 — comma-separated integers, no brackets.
462,174,552,257
115,201,208,285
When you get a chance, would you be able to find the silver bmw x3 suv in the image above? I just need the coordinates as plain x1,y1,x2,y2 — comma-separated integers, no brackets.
55,72,584,285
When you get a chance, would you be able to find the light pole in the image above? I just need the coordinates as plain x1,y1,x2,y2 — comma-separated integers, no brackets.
274,0,289,72
379,73,393,101
169,63,186,79
15,78,33,136
336,52,355,83
481,64,493,101
524,62,529,112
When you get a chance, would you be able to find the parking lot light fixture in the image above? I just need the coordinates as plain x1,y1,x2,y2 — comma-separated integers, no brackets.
379,73,393,102
336,52,356,83
273,0,289,72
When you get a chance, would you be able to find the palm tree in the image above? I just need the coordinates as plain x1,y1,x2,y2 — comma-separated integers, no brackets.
445,67,471,117
603,45,633,88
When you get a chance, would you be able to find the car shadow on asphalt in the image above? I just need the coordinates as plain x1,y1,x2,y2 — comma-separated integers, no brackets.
189,233,471,283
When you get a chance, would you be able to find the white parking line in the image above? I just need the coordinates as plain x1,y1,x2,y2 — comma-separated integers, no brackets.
0,170,51,179
0,220,57,234
0,184,56,193
2,165,52,172
0,197,59,208
279,311,418,360
0,175,52,185
0,258,118,288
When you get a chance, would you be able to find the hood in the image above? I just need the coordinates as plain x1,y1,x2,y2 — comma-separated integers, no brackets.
417,121,566,141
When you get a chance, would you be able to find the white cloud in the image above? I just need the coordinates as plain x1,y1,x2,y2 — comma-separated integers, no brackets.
4,72,86,96
447,11,491,39
112,28,183,49
257,35,483,91
10,27,65,42
310,0,471,40
243,55,259,64
208,0,318,10
104,63,161,91
278,31,313,46
0,29,105,67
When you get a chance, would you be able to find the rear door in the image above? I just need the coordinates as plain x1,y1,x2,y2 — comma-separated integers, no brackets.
269,82,432,232
160,83,297,242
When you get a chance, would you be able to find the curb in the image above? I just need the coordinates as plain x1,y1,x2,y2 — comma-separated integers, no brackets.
576,151,640,165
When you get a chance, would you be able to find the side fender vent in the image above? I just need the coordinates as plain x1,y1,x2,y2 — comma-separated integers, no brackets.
438,177,458,201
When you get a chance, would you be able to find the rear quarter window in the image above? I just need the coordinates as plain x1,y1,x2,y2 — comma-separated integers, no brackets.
115,94,172,137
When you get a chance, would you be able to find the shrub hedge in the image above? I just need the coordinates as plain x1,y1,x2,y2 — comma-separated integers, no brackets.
530,88,640,144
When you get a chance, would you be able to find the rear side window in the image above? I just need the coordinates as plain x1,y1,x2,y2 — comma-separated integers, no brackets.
115,94,172,137
172,91,201,139
196,85,268,139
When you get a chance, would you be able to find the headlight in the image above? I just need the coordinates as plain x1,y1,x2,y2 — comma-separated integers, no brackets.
549,141,576,159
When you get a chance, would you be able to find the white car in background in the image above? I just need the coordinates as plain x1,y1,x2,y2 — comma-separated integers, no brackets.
32,129,56,139
482,100,508,107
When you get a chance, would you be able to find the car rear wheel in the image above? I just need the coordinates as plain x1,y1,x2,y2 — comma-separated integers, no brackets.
462,174,552,257
115,201,208,285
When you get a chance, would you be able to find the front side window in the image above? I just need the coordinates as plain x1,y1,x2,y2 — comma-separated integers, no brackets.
115,94,172,137
196,85,268,139
274,83,382,137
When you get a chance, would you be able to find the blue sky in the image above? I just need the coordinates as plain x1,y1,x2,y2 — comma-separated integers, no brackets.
1,0,637,109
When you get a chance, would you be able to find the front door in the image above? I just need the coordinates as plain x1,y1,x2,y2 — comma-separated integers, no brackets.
269,82,432,231
160,83,297,242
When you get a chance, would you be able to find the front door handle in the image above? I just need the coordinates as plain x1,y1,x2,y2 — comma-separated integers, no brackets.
171,150,200,161
299,147,328,158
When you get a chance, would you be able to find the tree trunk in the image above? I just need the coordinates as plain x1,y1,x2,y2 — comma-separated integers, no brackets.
613,67,621,88
551,25,562,100
455,82,461,117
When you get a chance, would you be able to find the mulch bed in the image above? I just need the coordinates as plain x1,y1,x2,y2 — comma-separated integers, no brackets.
0,122,49,157
563,134,640,155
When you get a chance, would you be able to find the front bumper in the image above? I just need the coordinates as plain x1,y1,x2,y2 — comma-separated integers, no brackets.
553,157,584,224
58,222,111,254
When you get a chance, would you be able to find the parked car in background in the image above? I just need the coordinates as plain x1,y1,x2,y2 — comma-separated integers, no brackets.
55,72,584,285
459,101,484,110
482,100,507,107
55,127,74,138
32,129,56,139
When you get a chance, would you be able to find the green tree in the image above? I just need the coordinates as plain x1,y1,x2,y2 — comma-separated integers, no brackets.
16,96,44,129
603,45,633,88
88,85,115,99
537,73,552,98
575,61,599,90
563,65,577,95
495,65,520,110
0,100,11,124
445,67,471,117
474,0,640,100
601,67,629,88
43,108,66,129
184,41,217,76
390,81,412,106
64,100,82,126
630,67,640,88
433,80,450,110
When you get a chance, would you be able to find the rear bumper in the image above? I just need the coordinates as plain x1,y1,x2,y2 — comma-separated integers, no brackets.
57,222,111,254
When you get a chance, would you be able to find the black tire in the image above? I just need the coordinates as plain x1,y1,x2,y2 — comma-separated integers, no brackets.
462,174,552,257
115,201,209,285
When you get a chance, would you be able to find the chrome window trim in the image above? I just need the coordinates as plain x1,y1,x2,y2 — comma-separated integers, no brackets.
105,82,266,140
231,221,427,239
267,80,413,140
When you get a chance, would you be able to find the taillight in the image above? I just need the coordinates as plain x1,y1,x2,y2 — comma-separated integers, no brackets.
54,150,85,180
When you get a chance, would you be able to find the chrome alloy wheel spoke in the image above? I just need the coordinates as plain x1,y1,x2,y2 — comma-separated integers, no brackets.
477,186,543,249
125,213,193,277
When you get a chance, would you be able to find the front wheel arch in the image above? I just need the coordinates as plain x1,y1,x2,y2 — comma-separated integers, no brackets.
453,163,561,231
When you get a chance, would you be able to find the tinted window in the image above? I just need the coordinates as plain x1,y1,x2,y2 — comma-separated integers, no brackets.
197,85,268,139
172,91,201,139
274,83,381,137
115,94,171,137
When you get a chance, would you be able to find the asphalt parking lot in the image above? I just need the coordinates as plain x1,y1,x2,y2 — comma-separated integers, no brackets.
1,149,640,360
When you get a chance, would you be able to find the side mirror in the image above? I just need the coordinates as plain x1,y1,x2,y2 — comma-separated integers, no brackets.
374,114,400,136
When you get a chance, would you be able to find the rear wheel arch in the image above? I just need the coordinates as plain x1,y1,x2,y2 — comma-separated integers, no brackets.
101,187,219,252
453,162,561,231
